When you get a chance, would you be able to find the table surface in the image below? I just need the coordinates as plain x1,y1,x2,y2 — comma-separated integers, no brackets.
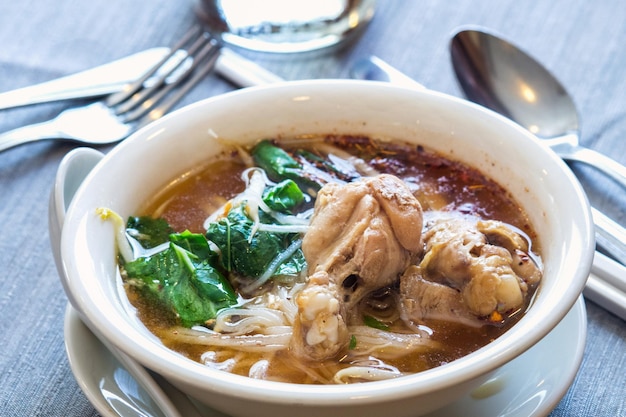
1,1,624,416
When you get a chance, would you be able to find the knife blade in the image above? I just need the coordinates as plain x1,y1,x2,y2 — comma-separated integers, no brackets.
0,48,172,110
0,46,284,111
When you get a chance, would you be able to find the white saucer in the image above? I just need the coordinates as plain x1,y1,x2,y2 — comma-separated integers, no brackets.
64,296,587,417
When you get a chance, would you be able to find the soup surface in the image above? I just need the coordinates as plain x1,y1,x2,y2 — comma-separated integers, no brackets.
113,135,542,384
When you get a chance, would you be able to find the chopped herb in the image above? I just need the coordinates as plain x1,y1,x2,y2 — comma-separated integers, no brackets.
349,335,357,350
363,315,390,331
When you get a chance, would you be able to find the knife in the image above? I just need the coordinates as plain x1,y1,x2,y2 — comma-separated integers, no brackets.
0,46,283,111
0,48,173,110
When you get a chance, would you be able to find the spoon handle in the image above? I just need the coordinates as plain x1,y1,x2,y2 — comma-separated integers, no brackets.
350,56,426,90
592,207,626,267
555,143,626,190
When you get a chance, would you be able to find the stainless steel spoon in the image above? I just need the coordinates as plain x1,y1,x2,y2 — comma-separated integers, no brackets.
349,54,626,319
449,28,626,190
350,55,626,267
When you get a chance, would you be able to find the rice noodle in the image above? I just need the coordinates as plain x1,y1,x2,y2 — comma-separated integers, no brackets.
347,326,439,358
214,307,288,334
163,326,291,352
257,224,309,234
200,351,237,372
230,283,302,325
333,365,407,384
248,359,270,379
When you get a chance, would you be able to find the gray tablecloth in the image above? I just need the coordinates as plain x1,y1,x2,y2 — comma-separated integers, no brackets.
1,1,624,416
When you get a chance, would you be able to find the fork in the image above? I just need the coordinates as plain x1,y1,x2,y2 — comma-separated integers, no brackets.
0,26,220,152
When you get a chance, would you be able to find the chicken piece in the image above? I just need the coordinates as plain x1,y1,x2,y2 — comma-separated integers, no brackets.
291,174,423,361
401,214,542,324
290,271,349,361
303,174,423,302
477,220,542,287
400,265,482,327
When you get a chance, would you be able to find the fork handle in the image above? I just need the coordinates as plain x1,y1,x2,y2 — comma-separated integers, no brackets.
0,120,61,152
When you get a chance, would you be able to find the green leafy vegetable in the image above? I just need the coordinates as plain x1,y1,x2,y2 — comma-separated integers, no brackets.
122,230,237,327
206,204,305,280
294,149,360,182
126,216,174,249
252,140,325,191
363,315,390,331
170,230,218,264
252,140,364,194
252,140,301,180
262,179,304,212
349,335,357,350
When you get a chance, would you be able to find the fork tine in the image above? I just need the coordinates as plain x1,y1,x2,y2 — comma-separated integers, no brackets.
122,35,221,124
115,31,213,116
105,25,202,107
136,38,221,125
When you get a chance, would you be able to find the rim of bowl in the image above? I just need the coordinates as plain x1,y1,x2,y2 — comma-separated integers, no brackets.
60,79,594,405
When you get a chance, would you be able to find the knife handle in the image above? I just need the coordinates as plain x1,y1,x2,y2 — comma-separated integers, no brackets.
215,48,285,87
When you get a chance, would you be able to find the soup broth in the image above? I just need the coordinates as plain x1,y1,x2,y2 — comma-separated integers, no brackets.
119,135,542,384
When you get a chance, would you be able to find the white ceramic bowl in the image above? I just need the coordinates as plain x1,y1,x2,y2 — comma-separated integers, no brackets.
59,80,593,417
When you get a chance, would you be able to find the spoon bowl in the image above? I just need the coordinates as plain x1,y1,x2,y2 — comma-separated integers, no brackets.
449,29,578,139
449,28,626,190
